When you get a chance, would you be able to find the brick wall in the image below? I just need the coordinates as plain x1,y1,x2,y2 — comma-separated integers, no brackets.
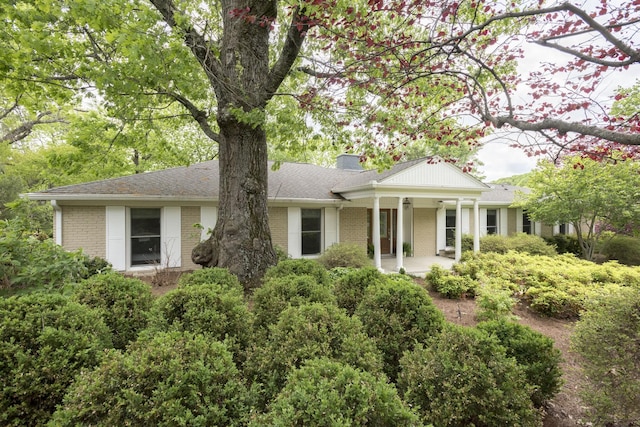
181,206,201,270
339,207,368,249
62,206,106,258
269,207,288,253
413,208,436,256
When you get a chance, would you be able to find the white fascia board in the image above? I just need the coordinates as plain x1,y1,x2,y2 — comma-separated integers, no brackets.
24,193,216,203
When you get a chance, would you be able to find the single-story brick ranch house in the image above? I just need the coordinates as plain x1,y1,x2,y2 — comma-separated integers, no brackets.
28,154,570,274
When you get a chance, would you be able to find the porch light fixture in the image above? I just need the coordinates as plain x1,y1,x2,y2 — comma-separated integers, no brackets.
403,198,410,208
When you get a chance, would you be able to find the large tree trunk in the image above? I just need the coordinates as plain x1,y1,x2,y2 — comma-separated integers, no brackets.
191,0,278,290
193,118,276,291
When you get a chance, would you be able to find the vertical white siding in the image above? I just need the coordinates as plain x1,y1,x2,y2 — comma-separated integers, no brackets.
288,207,301,258
162,207,181,268
324,207,338,250
500,208,508,236
200,206,217,240
106,206,126,271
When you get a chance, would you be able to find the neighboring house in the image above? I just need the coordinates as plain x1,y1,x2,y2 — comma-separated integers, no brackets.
27,155,559,274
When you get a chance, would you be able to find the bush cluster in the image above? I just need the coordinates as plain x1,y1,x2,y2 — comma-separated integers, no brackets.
598,235,640,266
0,256,578,425
252,274,335,332
177,267,243,292
426,264,476,298
477,319,563,407
252,358,420,426
146,283,253,361
398,325,542,427
71,272,154,349
453,251,640,318
461,233,557,257
317,242,371,269
51,332,249,427
571,288,640,426
0,293,112,426
355,279,444,381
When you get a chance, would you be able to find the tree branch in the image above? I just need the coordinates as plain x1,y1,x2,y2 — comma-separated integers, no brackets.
149,0,223,87
159,90,221,143
486,115,640,146
0,112,68,145
262,6,309,103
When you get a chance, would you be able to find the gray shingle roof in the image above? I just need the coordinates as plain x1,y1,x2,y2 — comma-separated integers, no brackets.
29,157,498,202
480,184,529,203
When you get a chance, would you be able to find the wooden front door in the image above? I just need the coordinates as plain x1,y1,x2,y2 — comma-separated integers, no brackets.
368,209,393,255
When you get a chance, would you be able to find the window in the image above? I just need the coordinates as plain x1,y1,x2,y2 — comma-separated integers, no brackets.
522,212,533,234
486,209,498,235
301,208,322,255
130,208,161,266
445,210,456,247
559,223,568,235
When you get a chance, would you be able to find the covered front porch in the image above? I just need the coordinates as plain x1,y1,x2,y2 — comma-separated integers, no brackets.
380,255,456,277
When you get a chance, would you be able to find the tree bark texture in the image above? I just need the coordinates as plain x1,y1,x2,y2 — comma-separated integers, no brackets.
191,0,279,290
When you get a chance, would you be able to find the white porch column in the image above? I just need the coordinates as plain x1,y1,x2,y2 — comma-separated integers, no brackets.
473,199,480,253
396,197,404,271
455,198,462,261
373,196,382,270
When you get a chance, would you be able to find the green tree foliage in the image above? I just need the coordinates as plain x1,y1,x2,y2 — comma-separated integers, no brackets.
517,156,640,260
244,303,383,407
71,272,154,350
50,332,249,427
0,293,112,427
571,288,640,426
398,325,542,427
354,278,445,381
477,319,563,407
251,358,422,426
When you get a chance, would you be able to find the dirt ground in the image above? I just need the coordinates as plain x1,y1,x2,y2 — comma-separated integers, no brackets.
148,273,588,427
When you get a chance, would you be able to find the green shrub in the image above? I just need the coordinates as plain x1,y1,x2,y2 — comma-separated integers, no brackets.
51,331,249,427
433,274,477,299
508,233,557,256
598,235,640,266
0,293,112,427
327,266,358,281
147,283,252,361
177,267,243,292
273,244,290,262
475,277,517,322
244,303,383,407
524,286,581,318
252,274,336,332
0,231,89,291
477,319,563,407
251,358,421,426
460,233,474,252
317,242,371,269
544,234,581,256
398,325,541,427
264,258,329,286
571,288,640,426
333,266,386,315
71,272,154,350
80,255,112,277
480,234,510,253
354,279,444,381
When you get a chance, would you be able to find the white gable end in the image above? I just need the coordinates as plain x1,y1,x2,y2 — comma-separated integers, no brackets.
380,160,486,189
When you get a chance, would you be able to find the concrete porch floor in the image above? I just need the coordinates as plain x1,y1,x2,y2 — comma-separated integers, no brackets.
380,255,456,277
